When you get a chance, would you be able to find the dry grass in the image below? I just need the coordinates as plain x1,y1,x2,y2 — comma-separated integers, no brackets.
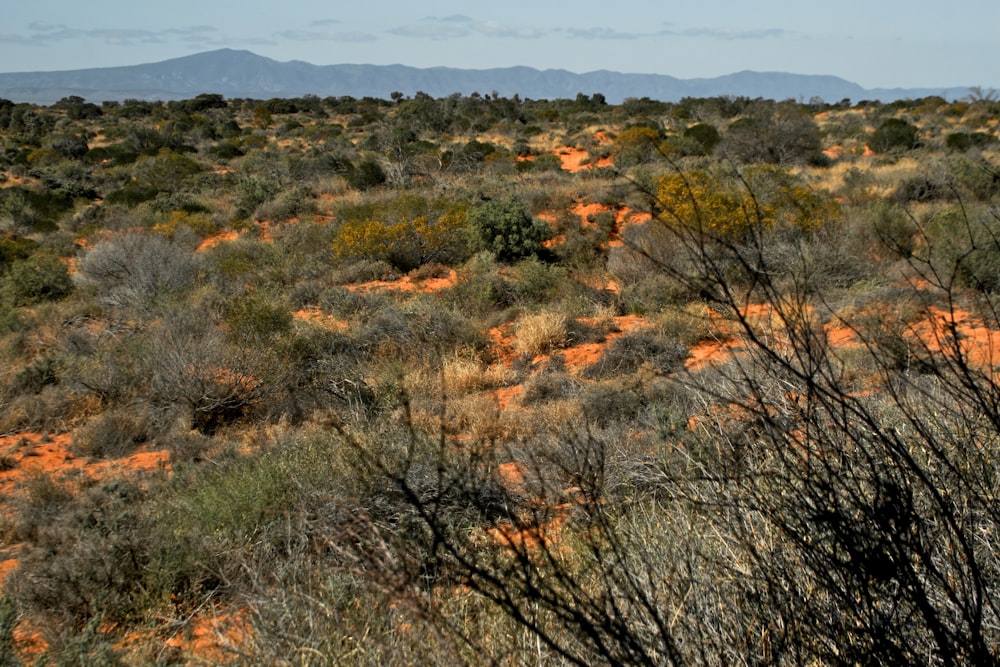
515,311,569,357
587,303,619,331
442,356,516,395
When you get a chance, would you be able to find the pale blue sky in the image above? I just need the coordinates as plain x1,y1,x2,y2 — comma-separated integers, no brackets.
1,1,996,89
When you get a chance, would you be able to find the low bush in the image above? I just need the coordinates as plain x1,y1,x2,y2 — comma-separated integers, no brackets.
345,157,386,190
76,231,200,312
468,197,552,262
1,254,73,305
869,117,920,153
583,327,688,378
72,408,153,459
519,366,578,405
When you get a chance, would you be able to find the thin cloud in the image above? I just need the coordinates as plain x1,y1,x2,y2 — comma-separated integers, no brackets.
678,27,795,40
275,29,376,43
389,16,546,40
477,21,547,39
561,27,650,40
388,19,473,40
559,24,794,41
27,21,68,32
0,33,39,45
15,22,221,47
310,19,342,27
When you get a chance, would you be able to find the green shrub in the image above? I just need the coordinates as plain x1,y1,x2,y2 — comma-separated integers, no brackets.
209,140,245,159
944,131,995,151
869,117,919,153
578,382,648,426
866,201,917,259
892,168,954,202
9,354,60,395
356,300,482,360
717,103,823,165
205,236,284,290
345,158,386,190
1,254,73,305
617,273,695,313
947,156,1000,201
683,122,721,154
318,285,382,318
233,173,281,219
224,291,293,346
0,186,73,232
331,194,470,271
253,185,316,222
440,252,519,316
329,258,396,285
468,197,552,262
923,205,1000,291
0,595,19,667
0,236,40,272
8,480,191,630
510,256,569,304
104,185,160,208
517,152,562,173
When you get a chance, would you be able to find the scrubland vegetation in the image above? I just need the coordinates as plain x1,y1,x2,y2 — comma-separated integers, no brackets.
0,89,999,664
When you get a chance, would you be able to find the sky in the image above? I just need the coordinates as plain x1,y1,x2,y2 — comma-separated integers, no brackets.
1,0,997,91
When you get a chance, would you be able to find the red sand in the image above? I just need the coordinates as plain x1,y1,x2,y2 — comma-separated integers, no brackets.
196,230,239,251
557,148,613,173
346,270,458,294
0,433,169,500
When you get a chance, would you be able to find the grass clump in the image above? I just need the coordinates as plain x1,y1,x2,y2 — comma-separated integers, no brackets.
514,310,569,357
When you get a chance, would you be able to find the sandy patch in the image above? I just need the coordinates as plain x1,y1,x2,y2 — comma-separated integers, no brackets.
293,309,349,330
497,461,527,489
685,338,742,372
163,610,250,664
493,385,522,410
0,556,18,585
489,511,565,551
823,145,844,160
913,306,1000,369
570,202,612,221
196,230,239,251
557,148,613,173
0,433,169,500
346,270,458,295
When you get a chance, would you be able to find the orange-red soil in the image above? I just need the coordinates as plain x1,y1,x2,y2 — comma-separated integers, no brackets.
346,270,458,294
0,433,169,499
162,611,250,664
14,182,1000,658
0,432,173,663
557,147,613,173
196,230,239,251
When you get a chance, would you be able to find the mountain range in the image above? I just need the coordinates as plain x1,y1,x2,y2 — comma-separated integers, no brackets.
0,49,971,105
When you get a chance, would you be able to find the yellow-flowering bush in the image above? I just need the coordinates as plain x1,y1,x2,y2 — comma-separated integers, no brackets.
332,195,469,270
657,166,839,240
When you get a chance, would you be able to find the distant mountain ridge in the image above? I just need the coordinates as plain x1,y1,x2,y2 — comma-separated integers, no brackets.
0,49,971,105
